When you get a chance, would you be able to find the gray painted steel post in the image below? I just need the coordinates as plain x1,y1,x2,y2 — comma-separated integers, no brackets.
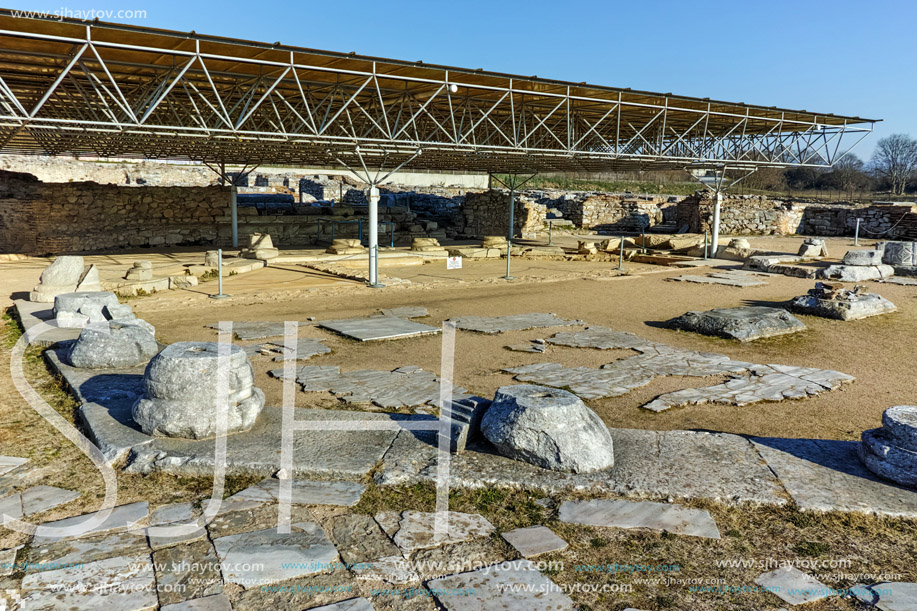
210,248,230,299
855,218,861,245
230,185,239,248
618,235,624,270
505,188,515,279
548,221,553,245
368,186,381,287
704,231,709,259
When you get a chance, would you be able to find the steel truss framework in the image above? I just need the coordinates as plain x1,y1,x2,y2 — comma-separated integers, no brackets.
0,12,877,174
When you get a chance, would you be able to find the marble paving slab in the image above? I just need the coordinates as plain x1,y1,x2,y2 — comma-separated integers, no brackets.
427,560,575,610
751,437,917,517
558,498,721,539
447,313,584,334
319,316,440,341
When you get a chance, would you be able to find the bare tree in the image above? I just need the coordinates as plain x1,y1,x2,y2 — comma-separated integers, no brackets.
870,134,917,195
821,154,870,197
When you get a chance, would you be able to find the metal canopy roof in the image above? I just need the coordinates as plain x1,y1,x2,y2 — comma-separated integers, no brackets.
0,11,877,174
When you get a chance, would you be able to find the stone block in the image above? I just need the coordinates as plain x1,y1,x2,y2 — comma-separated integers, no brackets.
481,385,614,473
666,306,806,341
68,319,159,368
820,264,895,282
131,341,265,439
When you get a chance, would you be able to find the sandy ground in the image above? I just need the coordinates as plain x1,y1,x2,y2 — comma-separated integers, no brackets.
2,234,906,441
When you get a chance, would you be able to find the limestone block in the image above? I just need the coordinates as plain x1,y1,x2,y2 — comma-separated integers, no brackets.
204,250,221,267
410,237,445,252
54,291,120,321
858,428,917,488
481,384,614,473
241,233,279,260
76,265,102,292
667,306,806,342
169,275,199,290
125,261,153,281
30,255,85,302
325,239,365,255
881,241,917,267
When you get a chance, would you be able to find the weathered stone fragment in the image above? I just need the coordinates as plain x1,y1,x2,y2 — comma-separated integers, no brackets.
786,283,896,321
666,306,806,341
481,385,614,473
67,320,159,368
30,255,84,302
241,233,279,260
843,249,884,265
820,264,895,282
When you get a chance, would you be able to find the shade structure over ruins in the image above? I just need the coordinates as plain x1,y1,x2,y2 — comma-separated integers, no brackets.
0,11,877,174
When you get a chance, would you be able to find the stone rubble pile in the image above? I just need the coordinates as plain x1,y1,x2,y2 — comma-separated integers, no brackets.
29,255,101,302
859,405,917,488
53,290,121,328
787,282,897,321
132,341,265,439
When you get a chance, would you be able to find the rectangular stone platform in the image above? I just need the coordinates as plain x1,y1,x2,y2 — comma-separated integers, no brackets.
319,316,440,341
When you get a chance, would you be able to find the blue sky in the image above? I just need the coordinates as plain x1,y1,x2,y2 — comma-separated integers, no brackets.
8,0,914,161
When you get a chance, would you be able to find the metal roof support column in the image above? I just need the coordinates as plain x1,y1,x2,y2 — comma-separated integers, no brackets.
490,172,538,280
711,187,722,255
231,185,239,248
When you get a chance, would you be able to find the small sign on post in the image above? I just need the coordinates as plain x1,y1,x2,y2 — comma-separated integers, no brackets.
446,255,462,270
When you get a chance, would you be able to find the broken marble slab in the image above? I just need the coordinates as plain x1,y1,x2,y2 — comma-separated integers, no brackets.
558,498,720,539
376,427,786,507
506,340,547,353
319,316,440,341
212,522,338,586
0,547,19,576
879,277,917,286
0,485,80,522
0,456,29,476
427,560,575,610
379,306,428,318
31,501,149,546
751,437,917,517
754,566,830,606
20,553,158,610
643,363,855,412
223,478,366,509
501,526,568,558
241,337,331,361
546,326,650,350
670,271,769,287
506,343,753,400
375,510,495,553
162,593,233,611
447,313,584,334
852,582,917,610
269,364,469,408
205,321,315,340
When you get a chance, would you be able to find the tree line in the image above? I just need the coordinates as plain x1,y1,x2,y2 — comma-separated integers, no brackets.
742,133,917,197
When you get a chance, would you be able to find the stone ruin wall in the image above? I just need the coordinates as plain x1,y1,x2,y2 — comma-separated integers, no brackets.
676,193,807,236
460,190,547,238
0,171,229,255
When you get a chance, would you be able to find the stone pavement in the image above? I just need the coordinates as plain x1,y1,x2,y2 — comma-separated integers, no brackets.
269,365,470,409
319,316,440,341
508,334,852,411
669,269,770,287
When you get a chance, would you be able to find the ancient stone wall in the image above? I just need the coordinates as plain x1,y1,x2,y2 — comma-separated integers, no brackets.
801,204,917,240
0,171,229,254
461,190,546,238
676,193,806,235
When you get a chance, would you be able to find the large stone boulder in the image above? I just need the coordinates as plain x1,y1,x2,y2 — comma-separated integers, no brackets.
480,384,614,473
666,306,806,341
131,341,265,439
30,256,85,302
53,291,121,328
67,320,159,369
819,264,894,282
786,283,896,321
842,250,884,266
859,406,917,488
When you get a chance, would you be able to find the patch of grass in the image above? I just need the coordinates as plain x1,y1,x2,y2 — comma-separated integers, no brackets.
793,540,831,557
589,536,608,548
200,269,220,282
2,306,23,348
